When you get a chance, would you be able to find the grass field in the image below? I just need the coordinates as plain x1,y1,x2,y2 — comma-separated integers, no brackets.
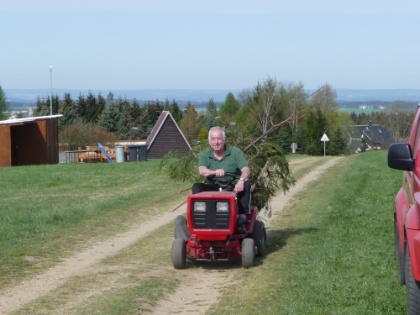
209,151,406,314
0,151,408,314
0,160,192,289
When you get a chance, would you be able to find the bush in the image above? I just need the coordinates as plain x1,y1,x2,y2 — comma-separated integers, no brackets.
59,121,118,150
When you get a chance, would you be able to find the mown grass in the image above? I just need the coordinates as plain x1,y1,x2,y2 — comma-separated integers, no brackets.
208,151,406,314
287,155,330,180
1,152,408,314
12,221,178,315
0,160,192,289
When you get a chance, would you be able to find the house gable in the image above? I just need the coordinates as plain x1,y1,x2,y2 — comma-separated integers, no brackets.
146,111,191,159
348,123,394,152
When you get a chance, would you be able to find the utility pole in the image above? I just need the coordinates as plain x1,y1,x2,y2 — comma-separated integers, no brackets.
49,65,53,115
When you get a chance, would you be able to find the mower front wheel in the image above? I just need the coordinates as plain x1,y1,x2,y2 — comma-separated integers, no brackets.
241,238,255,268
172,238,186,269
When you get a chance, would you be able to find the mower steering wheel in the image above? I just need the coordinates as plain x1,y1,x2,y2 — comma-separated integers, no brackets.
207,172,238,190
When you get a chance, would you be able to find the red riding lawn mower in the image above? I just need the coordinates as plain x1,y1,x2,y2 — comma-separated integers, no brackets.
171,173,267,269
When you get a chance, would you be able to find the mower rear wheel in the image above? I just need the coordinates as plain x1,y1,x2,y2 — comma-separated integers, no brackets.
252,220,266,257
241,238,255,268
172,238,186,269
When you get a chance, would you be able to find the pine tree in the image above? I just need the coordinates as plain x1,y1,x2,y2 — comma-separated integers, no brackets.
98,102,120,133
77,95,88,122
0,86,9,120
219,92,240,126
59,93,77,127
142,101,163,134
277,126,293,153
304,108,327,155
35,97,49,116
170,99,183,123
83,91,103,123
116,99,132,140
129,99,143,128
205,98,218,129
180,103,199,143
329,128,347,155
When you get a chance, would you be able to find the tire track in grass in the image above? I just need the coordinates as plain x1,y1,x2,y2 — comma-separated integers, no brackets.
150,157,343,315
0,208,187,314
260,157,343,228
0,156,342,315
151,266,237,315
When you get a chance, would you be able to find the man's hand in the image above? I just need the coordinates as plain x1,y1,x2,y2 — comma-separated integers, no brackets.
214,169,225,177
234,179,245,193
198,166,224,178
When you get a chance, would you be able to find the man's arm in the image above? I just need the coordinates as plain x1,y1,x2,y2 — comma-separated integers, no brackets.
199,166,225,177
234,166,250,193
239,166,250,181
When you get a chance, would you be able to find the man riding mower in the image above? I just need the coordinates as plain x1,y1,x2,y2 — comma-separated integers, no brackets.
171,172,266,269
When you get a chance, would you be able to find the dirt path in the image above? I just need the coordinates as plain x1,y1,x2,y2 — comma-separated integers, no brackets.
0,156,342,315
150,156,342,315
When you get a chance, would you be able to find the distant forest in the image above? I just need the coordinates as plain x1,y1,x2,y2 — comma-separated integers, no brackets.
1,81,415,155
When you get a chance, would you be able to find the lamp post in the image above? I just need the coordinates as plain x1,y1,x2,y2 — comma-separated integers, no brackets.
49,65,53,115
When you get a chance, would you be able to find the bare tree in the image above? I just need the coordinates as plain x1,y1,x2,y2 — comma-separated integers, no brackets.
386,101,413,141
240,77,279,135
310,84,337,113
279,82,307,136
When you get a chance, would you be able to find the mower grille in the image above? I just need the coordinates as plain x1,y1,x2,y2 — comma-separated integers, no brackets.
192,200,230,229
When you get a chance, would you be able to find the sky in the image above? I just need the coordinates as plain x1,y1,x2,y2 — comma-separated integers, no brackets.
1,0,420,92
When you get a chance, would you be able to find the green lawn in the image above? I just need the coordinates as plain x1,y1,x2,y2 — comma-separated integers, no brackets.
0,160,191,289
0,152,408,314
209,151,406,314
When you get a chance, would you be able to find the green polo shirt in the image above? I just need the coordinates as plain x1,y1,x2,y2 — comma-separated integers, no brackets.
198,146,248,189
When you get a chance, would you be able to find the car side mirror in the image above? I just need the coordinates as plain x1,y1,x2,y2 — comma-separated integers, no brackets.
388,143,414,171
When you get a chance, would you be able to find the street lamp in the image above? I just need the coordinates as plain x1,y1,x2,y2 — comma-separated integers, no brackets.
49,65,53,115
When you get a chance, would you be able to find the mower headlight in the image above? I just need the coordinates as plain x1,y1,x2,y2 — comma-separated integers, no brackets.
216,201,229,212
194,201,206,212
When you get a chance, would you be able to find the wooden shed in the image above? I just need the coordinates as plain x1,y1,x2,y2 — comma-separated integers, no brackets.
146,111,191,159
0,115,62,167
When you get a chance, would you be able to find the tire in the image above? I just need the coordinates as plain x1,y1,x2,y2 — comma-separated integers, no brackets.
174,215,190,240
172,238,186,269
394,214,399,255
405,246,420,314
241,238,255,268
397,240,406,285
395,216,405,285
252,220,266,257
175,215,187,225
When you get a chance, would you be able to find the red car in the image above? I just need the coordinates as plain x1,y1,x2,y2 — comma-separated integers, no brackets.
388,105,420,314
